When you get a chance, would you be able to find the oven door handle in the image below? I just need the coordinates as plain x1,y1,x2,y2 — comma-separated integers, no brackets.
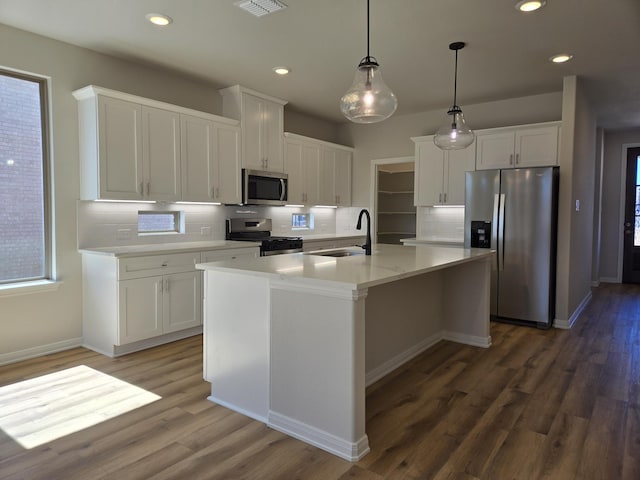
279,178,286,202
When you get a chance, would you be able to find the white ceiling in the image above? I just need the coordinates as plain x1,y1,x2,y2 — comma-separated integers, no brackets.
1,0,639,129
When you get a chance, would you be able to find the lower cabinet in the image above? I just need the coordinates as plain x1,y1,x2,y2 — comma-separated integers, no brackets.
82,246,258,357
118,271,202,344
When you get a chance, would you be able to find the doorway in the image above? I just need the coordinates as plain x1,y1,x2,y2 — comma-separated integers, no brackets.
622,147,640,283
370,157,415,245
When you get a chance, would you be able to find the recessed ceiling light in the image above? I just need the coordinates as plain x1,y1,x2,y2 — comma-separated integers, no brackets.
146,13,173,26
550,53,573,63
515,0,546,12
273,67,290,75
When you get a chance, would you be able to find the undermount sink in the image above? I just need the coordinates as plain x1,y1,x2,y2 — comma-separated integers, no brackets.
305,248,365,258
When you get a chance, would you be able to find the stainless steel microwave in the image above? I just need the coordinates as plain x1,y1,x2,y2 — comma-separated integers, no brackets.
242,169,288,206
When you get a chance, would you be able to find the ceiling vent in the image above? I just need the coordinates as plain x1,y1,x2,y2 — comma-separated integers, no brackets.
234,0,287,17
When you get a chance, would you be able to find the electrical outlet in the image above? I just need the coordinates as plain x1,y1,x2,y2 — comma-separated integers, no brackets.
575,199,580,212
201,226,211,236
116,229,131,240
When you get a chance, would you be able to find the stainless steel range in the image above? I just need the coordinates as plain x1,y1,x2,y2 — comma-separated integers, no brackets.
226,218,303,256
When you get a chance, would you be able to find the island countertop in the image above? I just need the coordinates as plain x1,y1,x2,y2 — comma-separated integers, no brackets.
197,243,494,290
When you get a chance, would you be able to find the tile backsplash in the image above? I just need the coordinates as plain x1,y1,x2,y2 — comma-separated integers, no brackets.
77,201,366,249
416,206,465,241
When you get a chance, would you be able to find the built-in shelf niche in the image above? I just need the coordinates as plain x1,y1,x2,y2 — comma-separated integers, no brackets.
377,164,416,245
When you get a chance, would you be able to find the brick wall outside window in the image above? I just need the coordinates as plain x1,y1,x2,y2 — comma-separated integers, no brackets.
0,73,46,283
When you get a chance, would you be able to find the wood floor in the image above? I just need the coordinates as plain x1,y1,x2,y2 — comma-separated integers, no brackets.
0,282,638,479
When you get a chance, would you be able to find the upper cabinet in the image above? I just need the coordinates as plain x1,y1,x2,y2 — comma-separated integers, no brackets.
284,133,353,207
180,115,241,204
475,122,560,170
73,85,241,202
412,136,475,206
220,85,287,173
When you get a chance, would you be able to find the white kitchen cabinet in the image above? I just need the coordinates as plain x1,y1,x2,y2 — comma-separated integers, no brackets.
142,106,181,201
412,135,475,206
81,246,255,357
475,122,559,170
220,85,288,173
285,136,320,205
181,114,241,203
93,95,144,200
284,132,353,206
73,85,241,202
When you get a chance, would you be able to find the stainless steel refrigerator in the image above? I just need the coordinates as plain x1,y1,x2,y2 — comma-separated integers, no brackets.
464,167,559,327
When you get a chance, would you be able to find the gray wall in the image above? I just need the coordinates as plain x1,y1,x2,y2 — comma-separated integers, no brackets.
0,23,337,362
599,128,640,281
555,76,597,324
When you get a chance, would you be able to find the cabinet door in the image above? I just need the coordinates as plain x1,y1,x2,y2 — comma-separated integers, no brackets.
241,93,265,171
515,126,558,167
163,271,202,334
181,114,215,202
302,144,320,205
97,96,144,200
475,131,515,170
318,148,336,205
215,123,242,204
414,141,445,206
142,106,181,201
445,144,475,205
263,99,284,172
334,149,352,206
118,276,163,344
285,140,305,204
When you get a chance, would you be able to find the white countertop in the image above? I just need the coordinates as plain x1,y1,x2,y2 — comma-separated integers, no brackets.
197,244,494,290
79,240,259,257
299,234,365,241
401,237,464,246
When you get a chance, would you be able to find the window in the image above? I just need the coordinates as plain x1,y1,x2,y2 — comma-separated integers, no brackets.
292,213,313,230
137,211,183,234
0,70,51,285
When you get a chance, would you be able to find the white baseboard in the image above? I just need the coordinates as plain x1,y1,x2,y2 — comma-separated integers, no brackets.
365,332,443,387
268,411,370,462
0,337,82,366
599,276,620,284
443,331,492,348
207,395,267,424
554,291,593,329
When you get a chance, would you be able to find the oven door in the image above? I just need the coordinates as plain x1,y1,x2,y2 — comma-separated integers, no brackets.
243,169,287,205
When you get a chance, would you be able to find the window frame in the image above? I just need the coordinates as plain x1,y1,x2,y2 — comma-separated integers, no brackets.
0,68,53,286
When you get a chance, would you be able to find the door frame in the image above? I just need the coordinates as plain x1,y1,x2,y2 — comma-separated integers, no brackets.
369,156,414,245
617,143,640,282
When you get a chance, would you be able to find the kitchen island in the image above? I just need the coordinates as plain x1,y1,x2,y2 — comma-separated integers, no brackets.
197,244,494,461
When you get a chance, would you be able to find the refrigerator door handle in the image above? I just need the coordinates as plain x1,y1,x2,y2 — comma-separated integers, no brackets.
492,194,500,271
498,193,506,272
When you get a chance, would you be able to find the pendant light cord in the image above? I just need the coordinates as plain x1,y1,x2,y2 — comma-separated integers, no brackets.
366,0,370,60
453,48,458,107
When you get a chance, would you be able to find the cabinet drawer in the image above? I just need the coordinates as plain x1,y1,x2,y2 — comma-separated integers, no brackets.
201,248,259,263
118,252,200,280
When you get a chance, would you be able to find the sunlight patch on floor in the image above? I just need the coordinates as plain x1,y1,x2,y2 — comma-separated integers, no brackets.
0,365,161,449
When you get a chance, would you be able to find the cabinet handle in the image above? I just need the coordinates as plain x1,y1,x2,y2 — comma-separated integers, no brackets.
509,154,514,165
444,193,447,203
439,193,442,203
515,153,519,165
161,262,168,267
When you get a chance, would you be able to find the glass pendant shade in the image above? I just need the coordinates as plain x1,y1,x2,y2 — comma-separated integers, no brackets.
433,106,475,149
340,57,397,124
434,41,474,150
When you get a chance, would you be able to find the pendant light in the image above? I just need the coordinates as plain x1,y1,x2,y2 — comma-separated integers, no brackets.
434,42,474,150
340,0,397,124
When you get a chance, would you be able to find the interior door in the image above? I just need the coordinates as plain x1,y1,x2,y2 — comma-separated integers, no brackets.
622,147,640,283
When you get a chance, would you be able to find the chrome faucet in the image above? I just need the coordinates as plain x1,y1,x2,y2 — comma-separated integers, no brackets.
356,209,372,255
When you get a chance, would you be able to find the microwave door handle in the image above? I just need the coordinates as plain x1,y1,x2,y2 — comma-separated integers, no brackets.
279,178,286,201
